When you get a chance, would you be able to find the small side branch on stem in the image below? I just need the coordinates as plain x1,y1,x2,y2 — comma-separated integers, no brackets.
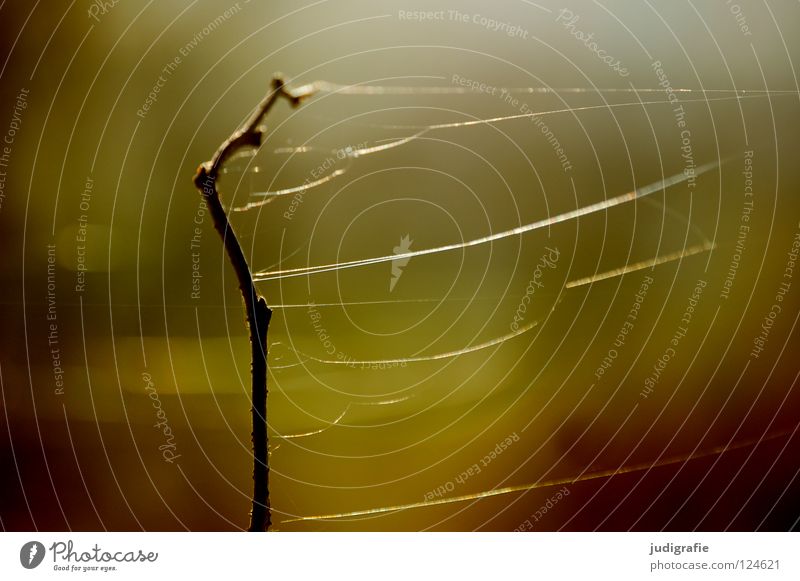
192,74,316,531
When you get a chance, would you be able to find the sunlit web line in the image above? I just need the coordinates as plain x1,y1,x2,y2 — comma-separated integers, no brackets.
566,241,715,289
271,318,539,370
321,96,733,156
230,136,424,212
228,145,355,212
281,425,796,523
269,297,498,309
268,243,712,368
231,169,347,212
265,242,713,311
253,158,722,283
288,318,540,368
273,409,346,440
234,94,759,206
273,395,415,440
302,80,798,96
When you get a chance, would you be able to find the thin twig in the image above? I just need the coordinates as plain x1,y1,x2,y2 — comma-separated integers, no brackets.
193,74,316,531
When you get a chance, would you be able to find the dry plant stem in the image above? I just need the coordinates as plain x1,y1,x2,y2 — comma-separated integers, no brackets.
193,75,315,532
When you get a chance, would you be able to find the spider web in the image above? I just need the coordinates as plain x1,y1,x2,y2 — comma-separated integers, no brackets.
215,82,799,528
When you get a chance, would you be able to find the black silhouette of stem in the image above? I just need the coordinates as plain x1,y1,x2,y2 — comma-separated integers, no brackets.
193,75,315,531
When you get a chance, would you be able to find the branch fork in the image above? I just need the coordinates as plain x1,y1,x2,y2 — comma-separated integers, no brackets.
192,74,316,531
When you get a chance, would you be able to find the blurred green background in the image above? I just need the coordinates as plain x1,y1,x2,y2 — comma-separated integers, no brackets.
1,0,799,531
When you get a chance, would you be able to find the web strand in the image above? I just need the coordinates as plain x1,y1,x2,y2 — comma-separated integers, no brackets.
281,426,796,523
254,159,722,282
230,94,764,206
